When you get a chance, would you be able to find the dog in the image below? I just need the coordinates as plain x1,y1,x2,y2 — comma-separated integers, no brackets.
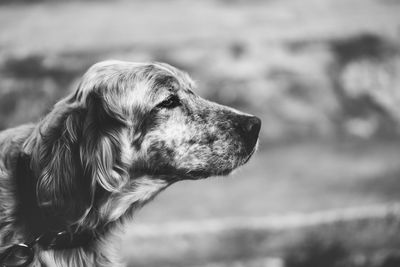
0,60,261,267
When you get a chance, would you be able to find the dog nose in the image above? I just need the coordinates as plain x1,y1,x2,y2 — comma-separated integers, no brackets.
244,116,261,138
239,116,261,152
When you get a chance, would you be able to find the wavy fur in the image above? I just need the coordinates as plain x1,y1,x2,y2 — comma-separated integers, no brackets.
0,60,261,266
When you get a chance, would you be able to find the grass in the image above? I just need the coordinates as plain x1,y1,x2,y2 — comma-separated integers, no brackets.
122,207,400,267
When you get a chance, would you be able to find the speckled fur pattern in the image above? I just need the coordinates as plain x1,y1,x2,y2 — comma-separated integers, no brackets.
0,61,260,266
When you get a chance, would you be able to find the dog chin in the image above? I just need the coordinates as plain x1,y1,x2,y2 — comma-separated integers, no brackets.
185,149,259,180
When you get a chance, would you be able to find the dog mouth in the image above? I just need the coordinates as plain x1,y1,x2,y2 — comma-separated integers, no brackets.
185,142,259,179
132,137,259,181
243,139,259,164
185,168,233,179
131,166,232,181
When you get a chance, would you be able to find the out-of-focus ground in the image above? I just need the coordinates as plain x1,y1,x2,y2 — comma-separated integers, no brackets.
1,0,400,266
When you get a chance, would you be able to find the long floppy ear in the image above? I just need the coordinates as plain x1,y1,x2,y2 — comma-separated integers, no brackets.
24,101,90,224
80,91,130,193
24,91,130,225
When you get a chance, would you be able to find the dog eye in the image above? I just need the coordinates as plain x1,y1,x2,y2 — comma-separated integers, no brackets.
156,95,180,109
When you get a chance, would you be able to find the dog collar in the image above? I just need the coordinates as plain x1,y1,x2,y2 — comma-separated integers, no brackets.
0,230,95,267
0,154,100,266
35,229,95,250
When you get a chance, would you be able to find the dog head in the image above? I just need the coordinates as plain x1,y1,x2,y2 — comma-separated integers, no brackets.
24,60,261,225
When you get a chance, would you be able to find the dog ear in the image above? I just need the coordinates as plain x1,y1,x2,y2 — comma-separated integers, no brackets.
80,91,130,193
25,90,130,225
25,102,90,224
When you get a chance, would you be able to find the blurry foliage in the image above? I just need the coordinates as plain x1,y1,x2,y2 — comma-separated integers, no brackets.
330,33,396,65
3,55,80,82
2,31,399,143
284,234,400,267
285,236,348,267
328,34,400,139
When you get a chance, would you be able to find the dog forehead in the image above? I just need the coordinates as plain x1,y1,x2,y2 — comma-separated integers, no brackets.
77,60,195,108
128,62,196,102
148,62,196,91
76,61,143,98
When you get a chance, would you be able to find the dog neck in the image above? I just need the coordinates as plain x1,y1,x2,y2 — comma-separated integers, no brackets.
14,153,169,252
14,153,99,250
98,177,168,222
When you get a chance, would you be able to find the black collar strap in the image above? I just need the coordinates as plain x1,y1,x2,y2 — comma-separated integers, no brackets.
0,230,96,267
35,229,95,250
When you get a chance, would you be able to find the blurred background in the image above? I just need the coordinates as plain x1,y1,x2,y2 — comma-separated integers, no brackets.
1,0,400,266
